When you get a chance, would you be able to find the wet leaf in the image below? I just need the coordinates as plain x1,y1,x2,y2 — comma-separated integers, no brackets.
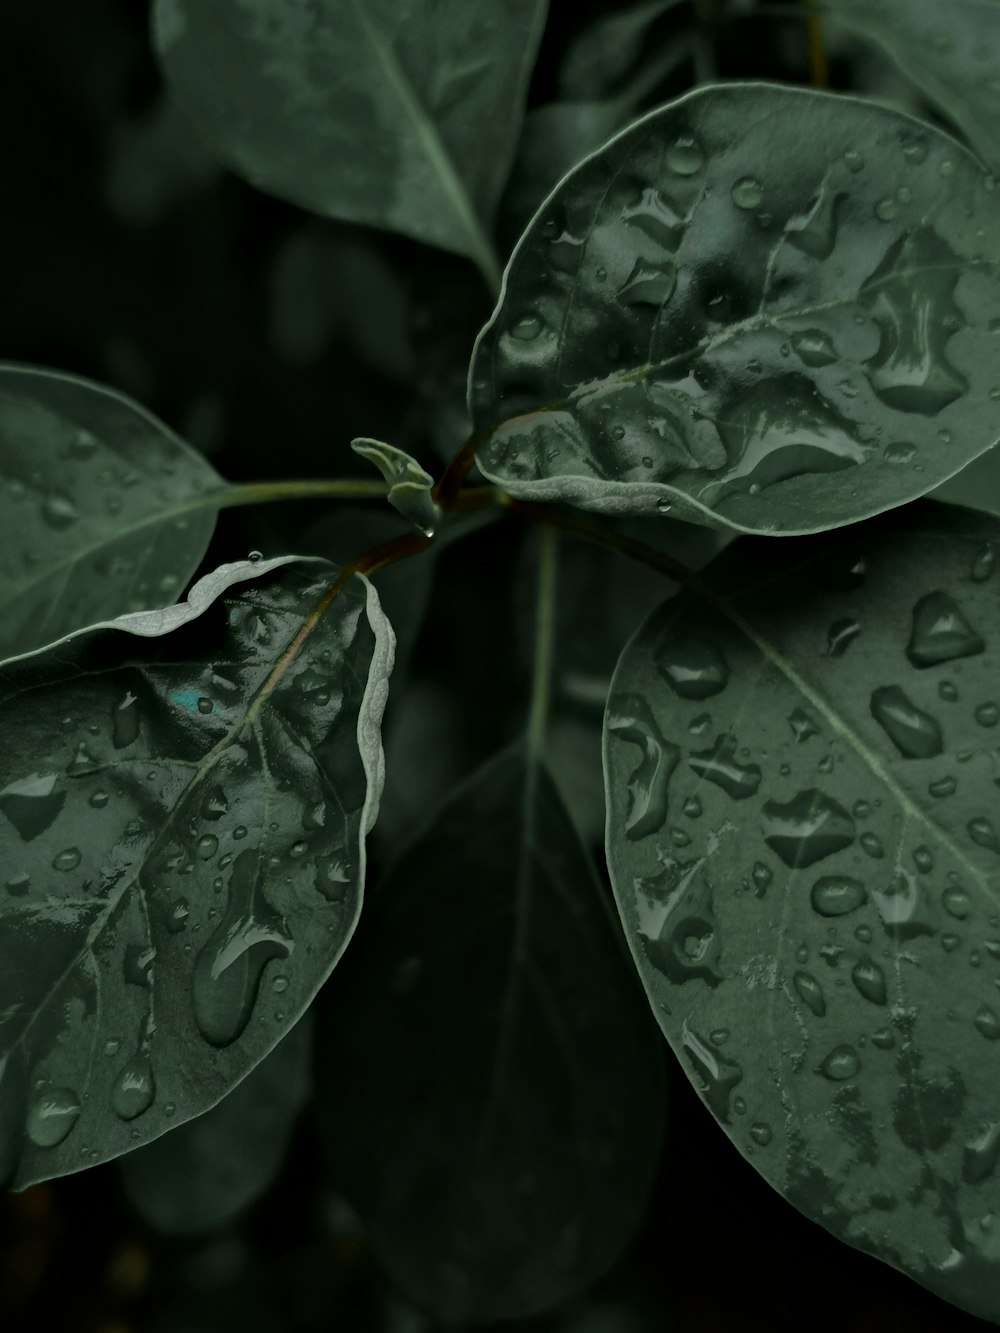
825,0,1000,175
153,0,548,287
315,746,665,1323
0,364,221,657
469,83,1000,535
603,501,1000,1320
119,1011,311,1234
0,555,393,1188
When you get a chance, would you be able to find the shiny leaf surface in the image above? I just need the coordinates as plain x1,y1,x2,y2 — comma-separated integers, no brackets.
470,84,1000,535
119,1012,311,1234
0,364,221,657
825,0,1000,175
0,555,392,1188
604,502,1000,1319
315,746,665,1323
153,0,548,287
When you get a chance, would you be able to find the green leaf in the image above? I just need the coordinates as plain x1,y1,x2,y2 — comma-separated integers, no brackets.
119,1011,311,1234
603,501,1000,1320
315,746,665,1323
0,364,222,657
934,445,1000,518
153,0,549,290
351,438,440,536
824,0,1000,175
559,0,687,103
0,554,393,1189
469,83,1000,535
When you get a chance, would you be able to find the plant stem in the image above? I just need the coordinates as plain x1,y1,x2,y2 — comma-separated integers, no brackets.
526,525,558,761
692,0,719,84
214,478,390,510
804,0,829,87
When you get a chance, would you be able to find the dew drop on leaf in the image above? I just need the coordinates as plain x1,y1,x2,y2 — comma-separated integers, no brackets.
818,1045,860,1081
906,592,985,667
810,875,867,917
760,789,855,868
655,637,729,699
26,1088,81,1148
111,1056,156,1120
869,685,943,757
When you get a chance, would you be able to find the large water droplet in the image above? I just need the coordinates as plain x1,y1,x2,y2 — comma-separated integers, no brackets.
112,690,141,749
655,637,729,699
192,849,292,1047
929,775,957,798
52,847,81,872
851,957,887,1005
731,177,764,210
969,817,1000,852
873,870,937,938
870,685,942,758
793,969,826,1017
975,702,999,728
761,789,855,868
975,1005,1000,1040
818,1045,860,1081
510,314,543,341
681,1021,742,1121
111,1056,156,1120
26,1087,81,1147
41,493,80,530
636,859,724,988
906,592,984,668
617,257,676,307
667,135,704,175
787,182,846,259
0,772,65,840
942,885,971,918
607,694,678,840
811,875,867,917
688,734,761,799
750,1121,773,1147
791,329,837,367
788,708,818,743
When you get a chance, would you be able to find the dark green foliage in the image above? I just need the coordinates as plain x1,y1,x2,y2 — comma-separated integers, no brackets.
6,0,1000,1328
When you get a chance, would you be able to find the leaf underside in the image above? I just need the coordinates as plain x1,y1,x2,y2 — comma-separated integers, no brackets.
604,500,1000,1320
469,82,1000,535
0,364,221,658
315,745,665,1324
0,556,392,1189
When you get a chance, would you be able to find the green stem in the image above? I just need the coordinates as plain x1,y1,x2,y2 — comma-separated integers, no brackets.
526,525,558,761
214,478,390,510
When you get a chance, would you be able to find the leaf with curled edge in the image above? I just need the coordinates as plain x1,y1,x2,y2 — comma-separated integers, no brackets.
603,499,1000,1321
0,553,393,1188
469,83,1000,535
0,363,222,658
314,745,665,1323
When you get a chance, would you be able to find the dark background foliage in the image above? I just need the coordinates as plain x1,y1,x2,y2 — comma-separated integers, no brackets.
0,2,988,1330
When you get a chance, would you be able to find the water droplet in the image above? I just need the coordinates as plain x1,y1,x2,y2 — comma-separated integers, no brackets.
510,314,543,341
247,549,263,563
681,1022,743,1122
929,775,957,798
112,690,140,749
688,734,761,800
811,875,867,917
968,817,1000,852
607,695,678,840
976,1006,1000,1040
785,708,817,744
852,800,871,819
682,796,702,818
26,1088,81,1147
871,1027,895,1050
88,789,109,810
192,850,292,1047
939,680,959,702
793,969,826,1017
196,834,218,861
912,845,934,874
851,957,887,1005
976,702,999,727
667,135,704,175
761,789,855,868
906,592,984,668
0,772,66,841
751,861,772,897
902,137,928,165
818,1045,860,1080
196,697,214,716
656,498,672,515
750,1121,772,1147
166,898,190,934
655,637,729,700
963,1122,1000,1184
860,831,885,858
971,545,995,582
272,975,289,993
791,329,836,367
41,493,80,530
827,619,861,657
844,149,865,172
111,1057,156,1120
870,685,942,758
731,177,764,210
884,441,916,463
942,885,971,918
874,197,898,222
617,258,676,307
200,786,228,821
52,847,81,872
233,825,248,841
